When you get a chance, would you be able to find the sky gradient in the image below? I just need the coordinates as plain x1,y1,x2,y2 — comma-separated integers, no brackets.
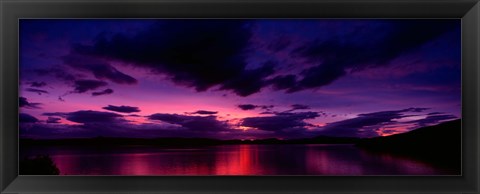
19,19,461,139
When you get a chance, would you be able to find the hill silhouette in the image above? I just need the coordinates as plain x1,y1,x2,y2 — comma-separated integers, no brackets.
19,136,360,147
356,119,461,171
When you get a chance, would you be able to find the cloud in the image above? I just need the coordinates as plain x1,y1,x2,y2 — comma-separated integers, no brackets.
190,110,218,115
19,113,39,123
290,104,310,111
25,110,264,139
241,111,319,132
103,105,141,113
267,36,291,52
46,117,61,123
238,104,257,110
20,123,88,139
29,81,47,88
19,119,235,139
62,54,137,85
26,88,49,95
148,113,229,132
318,108,429,137
44,110,125,124
19,97,42,109
72,79,107,93
407,107,430,112
20,120,132,139
25,20,460,98
219,62,276,96
282,20,459,92
407,114,457,128
238,104,274,111
66,110,124,124
269,75,297,91
92,88,114,96
34,66,77,82
29,110,151,138
42,112,68,117
260,105,275,110
73,20,281,97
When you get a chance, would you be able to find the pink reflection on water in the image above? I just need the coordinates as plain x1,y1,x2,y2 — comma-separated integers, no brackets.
42,144,452,175
214,145,262,175
305,146,364,175
362,150,439,175
305,144,441,175
50,155,79,175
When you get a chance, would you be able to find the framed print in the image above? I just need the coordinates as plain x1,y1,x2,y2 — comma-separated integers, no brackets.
1,0,479,193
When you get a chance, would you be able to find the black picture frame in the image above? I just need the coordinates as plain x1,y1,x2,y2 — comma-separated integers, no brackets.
1,0,479,193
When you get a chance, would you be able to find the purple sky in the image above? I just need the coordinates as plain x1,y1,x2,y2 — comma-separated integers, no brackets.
19,19,461,139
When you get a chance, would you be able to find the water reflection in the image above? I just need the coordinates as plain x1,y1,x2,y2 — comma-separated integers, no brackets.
20,144,455,175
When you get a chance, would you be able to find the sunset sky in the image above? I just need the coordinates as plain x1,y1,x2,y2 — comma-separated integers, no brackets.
19,19,461,139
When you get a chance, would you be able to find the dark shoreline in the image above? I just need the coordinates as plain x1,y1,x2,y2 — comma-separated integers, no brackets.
356,119,461,172
20,136,360,147
20,119,461,174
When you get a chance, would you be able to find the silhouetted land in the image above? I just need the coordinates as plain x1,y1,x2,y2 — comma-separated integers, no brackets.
356,119,461,171
20,136,361,147
19,155,60,175
20,119,461,174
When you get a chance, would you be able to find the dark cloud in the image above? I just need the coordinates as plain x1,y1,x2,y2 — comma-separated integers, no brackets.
44,110,124,124
19,97,42,109
190,110,218,115
20,120,135,139
72,79,107,93
34,67,77,82
408,114,457,128
66,110,124,124
74,20,281,97
25,20,460,99
27,111,152,138
267,36,291,52
318,108,429,137
149,113,229,132
103,105,141,113
238,104,274,111
260,105,275,110
62,54,137,85
20,118,257,139
20,123,86,139
260,111,276,115
283,20,459,92
46,117,61,123
238,104,257,110
42,112,68,117
29,81,47,88
409,108,430,112
26,88,49,95
241,111,319,132
219,62,275,96
290,104,310,110
19,113,39,123
269,75,297,91
92,88,114,96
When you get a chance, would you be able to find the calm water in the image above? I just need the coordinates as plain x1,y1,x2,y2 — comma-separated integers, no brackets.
20,144,456,175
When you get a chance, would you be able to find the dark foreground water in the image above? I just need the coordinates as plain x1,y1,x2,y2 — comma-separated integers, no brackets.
20,144,457,175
